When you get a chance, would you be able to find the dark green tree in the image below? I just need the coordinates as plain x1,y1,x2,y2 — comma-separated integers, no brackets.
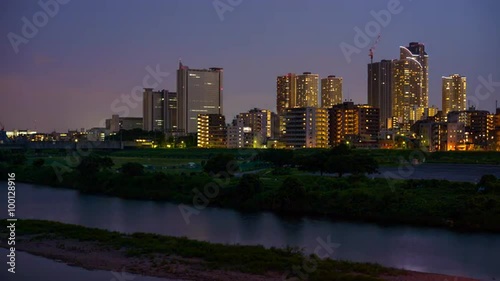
203,153,239,175
32,158,45,168
238,174,262,201
258,149,294,167
121,162,145,177
276,177,307,210
76,154,114,177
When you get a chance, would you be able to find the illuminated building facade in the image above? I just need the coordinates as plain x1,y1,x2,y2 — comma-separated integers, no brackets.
282,107,328,148
177,62,223,134
227,117,254,148
277,73,297,116
446,122,466,151
493,108,500,151
448,107,490,149
197,114,227,148
368,60,393,129
442,74,467,116
237,108,278,144
392,42,429,133
321,75,343,108
328,102,380,146
143,88,166,132
296,72,319,108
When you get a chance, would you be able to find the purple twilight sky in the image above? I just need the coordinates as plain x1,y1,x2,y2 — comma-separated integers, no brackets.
1,0,499,132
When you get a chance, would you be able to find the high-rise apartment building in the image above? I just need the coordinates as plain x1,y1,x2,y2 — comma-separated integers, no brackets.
296,72,319,108
404,42,429,107
282,107,328,148
442,74,467,116
197,114,227,148
276,73,296,116
392,42,429,132
321,75,342,108
177,62,223,134
368,60,392,128
328,102,380,146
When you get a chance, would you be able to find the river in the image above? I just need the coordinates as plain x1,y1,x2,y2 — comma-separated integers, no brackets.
2,182,500,280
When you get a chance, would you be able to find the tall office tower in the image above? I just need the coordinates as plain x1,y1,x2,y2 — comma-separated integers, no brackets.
296,72,319,108
367,60,392,128
177,62,223,134
321,75,343,108
197,114,227,148
392,42,429,132
276,73,297,115
328,102,380,146
165,91,179,134
282,107,328,148
442,74,467,116
143,88,166,132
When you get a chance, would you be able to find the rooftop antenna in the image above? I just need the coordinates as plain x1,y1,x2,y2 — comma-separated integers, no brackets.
369,34,382,64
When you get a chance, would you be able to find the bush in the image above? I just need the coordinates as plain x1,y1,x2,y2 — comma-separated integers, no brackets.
121,162,145,177
238,174,262,201
203,153,239,175
32,158,45,167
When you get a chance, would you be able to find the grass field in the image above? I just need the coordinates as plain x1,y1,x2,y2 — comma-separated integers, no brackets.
22,148,500,175
25,148,265,173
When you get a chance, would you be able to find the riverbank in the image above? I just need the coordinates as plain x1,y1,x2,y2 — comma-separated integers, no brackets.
0,220,479,281
2,150,500,233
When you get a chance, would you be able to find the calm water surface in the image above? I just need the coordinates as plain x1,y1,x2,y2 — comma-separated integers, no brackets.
2,181,499,280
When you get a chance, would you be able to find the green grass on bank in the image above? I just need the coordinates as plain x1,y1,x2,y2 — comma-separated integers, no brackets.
1,219,399,280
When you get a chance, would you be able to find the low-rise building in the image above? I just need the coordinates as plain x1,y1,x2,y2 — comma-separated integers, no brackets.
328,102,379,146
197,114,227,148
282,107,329,148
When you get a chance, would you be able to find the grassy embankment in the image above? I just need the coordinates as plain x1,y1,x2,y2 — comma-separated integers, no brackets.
3,157,500,233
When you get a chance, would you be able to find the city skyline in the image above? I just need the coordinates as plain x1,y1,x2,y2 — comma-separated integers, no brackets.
1,0,499,132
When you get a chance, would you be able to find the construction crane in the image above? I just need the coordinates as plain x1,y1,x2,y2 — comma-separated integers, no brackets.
369,34,382,64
